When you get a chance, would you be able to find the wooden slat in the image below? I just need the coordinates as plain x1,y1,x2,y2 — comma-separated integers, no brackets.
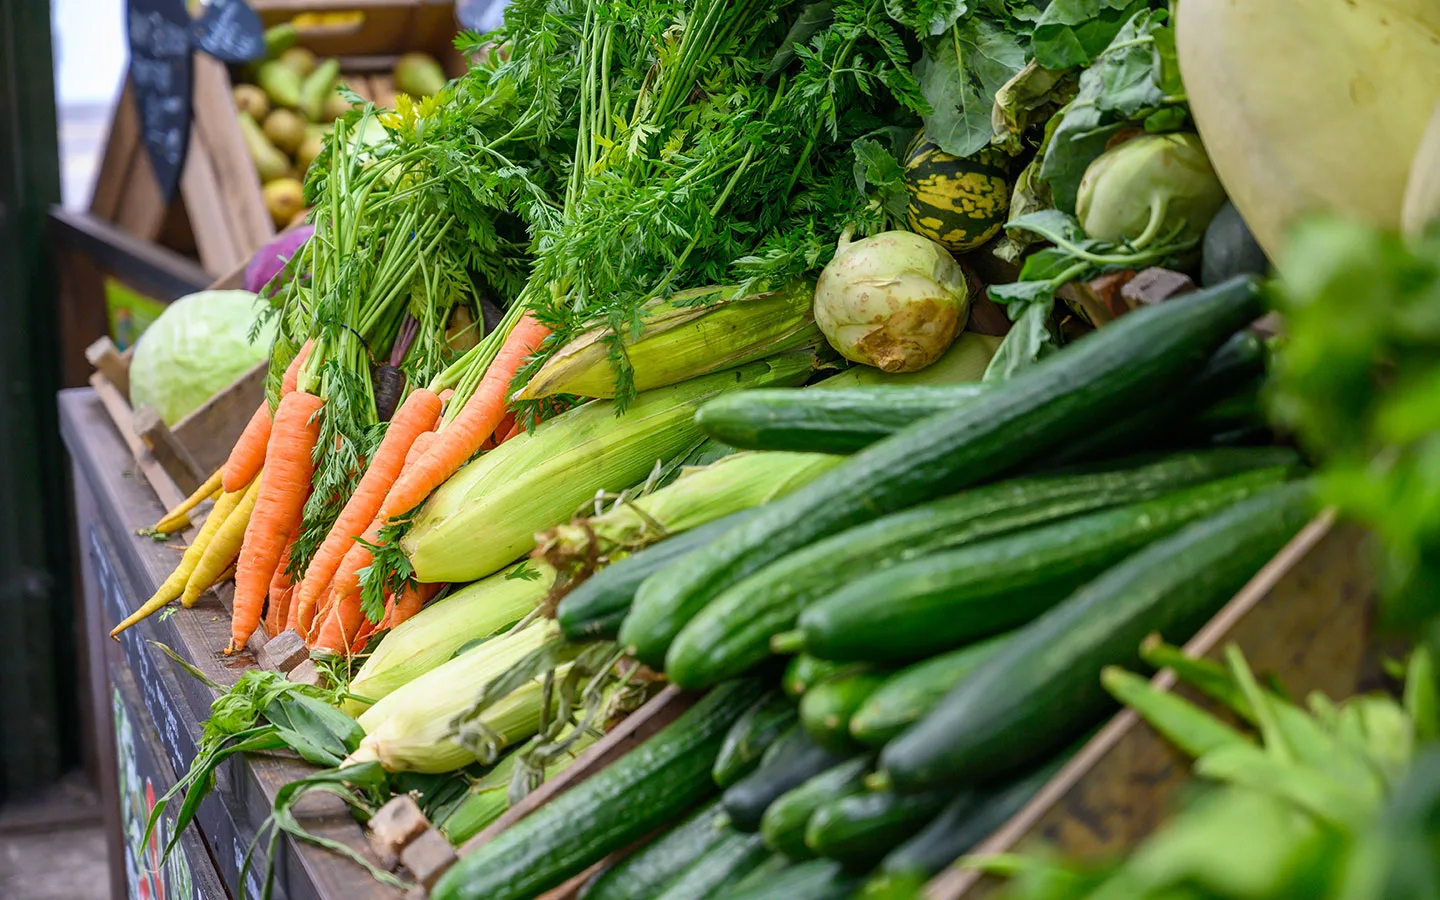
90,79,142,221
114,139,170,242
191,53,276,259
87,372,188,512
179,120,245,276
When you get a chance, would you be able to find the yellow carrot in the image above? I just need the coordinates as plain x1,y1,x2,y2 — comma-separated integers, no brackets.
112,481,246,638
153,469,225,534
182,475,262,608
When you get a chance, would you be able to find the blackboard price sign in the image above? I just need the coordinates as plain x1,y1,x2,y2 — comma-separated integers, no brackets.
127,0,265,202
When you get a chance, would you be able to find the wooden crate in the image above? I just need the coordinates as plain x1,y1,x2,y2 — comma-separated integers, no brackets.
927,511,1386,899
90,1,461,278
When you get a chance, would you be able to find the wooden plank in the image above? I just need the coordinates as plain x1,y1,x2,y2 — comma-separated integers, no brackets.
115,133,170,242
133,404,207,494
929,511,1380,899
90,79,141,221
49,207,211,300
88,372,188,512
179,122,245,276
191,53,276,258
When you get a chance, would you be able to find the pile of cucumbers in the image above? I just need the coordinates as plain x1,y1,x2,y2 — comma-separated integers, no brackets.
434,278,1315,900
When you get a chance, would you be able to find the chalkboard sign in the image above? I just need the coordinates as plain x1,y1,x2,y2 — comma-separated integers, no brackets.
126,0,265,201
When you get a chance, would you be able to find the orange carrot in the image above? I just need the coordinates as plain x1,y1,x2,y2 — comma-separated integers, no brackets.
292,389,441,633
222,340,314,493
390,581,440,629
286,578,306,634
381,314,550,518
265,530,298,636
500,419,522,444
304,577,335,644
312,603,347,654
230,390,323,653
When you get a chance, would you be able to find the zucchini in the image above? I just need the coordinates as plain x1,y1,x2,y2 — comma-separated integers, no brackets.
804,785,952,865
849,634,1010,748
582,798,728,900
881,482,1314,791
791,467,1294,664
667,446,1300,688
430,679,764,900
698,383,988,454
717,858,864,900
654,830,771,900
557,509,759,641
725,853,792,893
723,726,851,832
695,330,1264,457
799,669,888,752
620,278,1266,670
760,756,871,859
714,689,798,789
783,654,858,699
868,748,1072,892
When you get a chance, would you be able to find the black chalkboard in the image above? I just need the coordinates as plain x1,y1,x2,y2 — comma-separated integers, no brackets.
126,0,265,202
191,0,266,63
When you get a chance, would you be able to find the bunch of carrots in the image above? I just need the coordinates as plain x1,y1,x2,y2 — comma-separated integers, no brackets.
116,311,552,658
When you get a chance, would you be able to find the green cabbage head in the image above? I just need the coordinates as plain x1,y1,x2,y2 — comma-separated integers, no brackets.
129,290,276,425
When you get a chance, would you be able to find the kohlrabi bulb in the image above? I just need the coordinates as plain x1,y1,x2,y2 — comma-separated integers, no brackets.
1077,133,1227,248
813,231,970,373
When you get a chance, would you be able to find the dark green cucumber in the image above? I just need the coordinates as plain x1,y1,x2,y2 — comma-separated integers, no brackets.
557,509,760,641
792,467,1293,664
760,756,871,859
666,446,1300,688
799,670,888,752
881,481,1314,791
697,383,988,454
654,830,771,900
714,690,798,789
783,654,859,699
619,279,1266,670
804,786,952,865
723,726,851,832
1053,329,1267,464
868,748,1073,892
717,858,864,900
696,330,1265,457
582,798,728,900
431,679,764,900
849,635,1011,748
725,854,793,893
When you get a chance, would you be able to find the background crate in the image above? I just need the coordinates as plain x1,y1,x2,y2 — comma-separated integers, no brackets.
90,1,462,279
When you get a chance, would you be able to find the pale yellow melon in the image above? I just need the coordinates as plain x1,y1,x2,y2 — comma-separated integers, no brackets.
1177,0,1440,260
1402,99,1440,238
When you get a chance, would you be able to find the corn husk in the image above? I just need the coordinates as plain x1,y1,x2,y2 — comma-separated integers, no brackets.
516,282,820,400
819,331,1002,389
404,352,823,583
535,450,843,572
437,724,600,845
349,622,556,773
341,561,555,716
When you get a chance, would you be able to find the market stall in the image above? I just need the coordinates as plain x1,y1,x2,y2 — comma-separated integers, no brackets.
56,0,1440,898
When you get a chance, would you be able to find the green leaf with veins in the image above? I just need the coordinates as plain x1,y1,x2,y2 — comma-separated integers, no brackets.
1030,0,1149,70
916,16,1027,158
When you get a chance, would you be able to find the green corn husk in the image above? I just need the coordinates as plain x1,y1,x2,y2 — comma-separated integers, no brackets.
350,623,560,774
516,282,821,400
535,450,845,572
405,352,824,583
437,725,601,845
819,331,1002,389
342,561,555,716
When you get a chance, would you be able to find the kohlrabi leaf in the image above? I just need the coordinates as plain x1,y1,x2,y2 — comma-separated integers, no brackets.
1030,0,1148,70
917,16,1028,158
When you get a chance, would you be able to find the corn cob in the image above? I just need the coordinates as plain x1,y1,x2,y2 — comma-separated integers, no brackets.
349,622,560,773
403,352,823,583
516,282,821,400
535,451,843,573
341,561,554,716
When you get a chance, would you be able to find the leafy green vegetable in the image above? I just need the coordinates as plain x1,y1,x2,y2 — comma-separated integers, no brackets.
1269,219,1440,637
1038,8,1185,215
1030,0,1148,70
915,15,1028,157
